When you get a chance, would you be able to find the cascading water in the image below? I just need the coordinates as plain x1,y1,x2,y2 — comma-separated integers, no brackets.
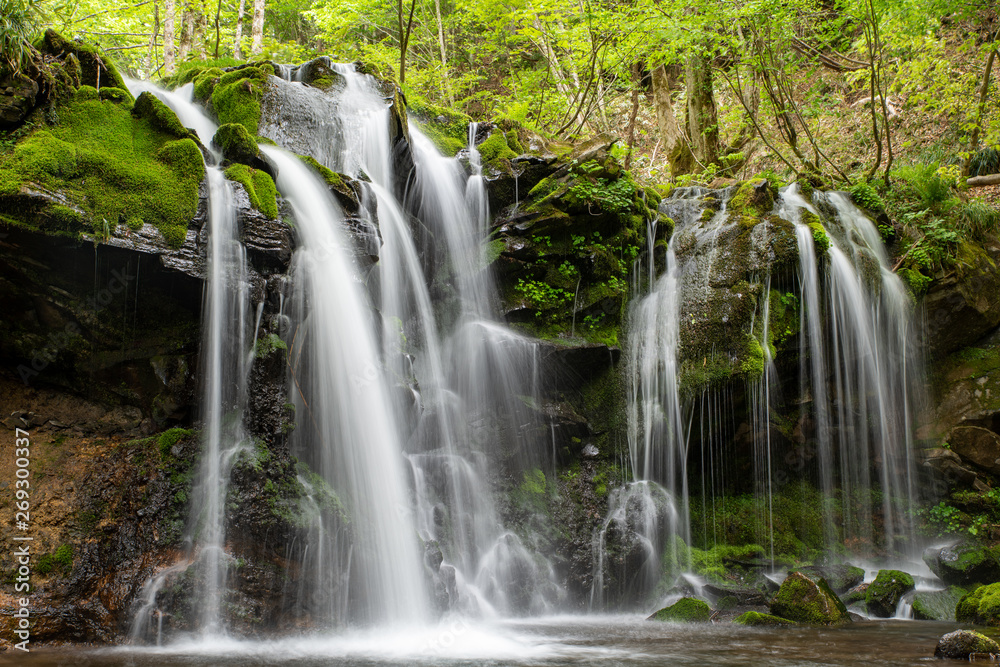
124,79,252,638
262,145,429,625
600,182,922,610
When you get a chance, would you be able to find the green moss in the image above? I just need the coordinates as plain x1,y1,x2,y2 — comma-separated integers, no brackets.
956,582,1000,624
478,129,517,171
734,611,795,626
75,85,99,102
808,221,830,254
865,569,915,617
898,267,931,296
727,179,774,227
35,544,73,576
98,87,132,106
37,30,130,93
254,332,287,358
211,66,270,134
767,290,801,354
770,571,849,624
0,95,203,246
409,98,471,157
912,587,966,621
157,427,192,457
132,92,190,139
212,123,260,164
648,597,712,622
224,164,278,219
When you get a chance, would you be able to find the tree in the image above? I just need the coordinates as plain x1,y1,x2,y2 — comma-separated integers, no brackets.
251,0,264,55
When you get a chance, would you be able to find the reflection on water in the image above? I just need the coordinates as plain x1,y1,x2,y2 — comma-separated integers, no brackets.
0,617,977,666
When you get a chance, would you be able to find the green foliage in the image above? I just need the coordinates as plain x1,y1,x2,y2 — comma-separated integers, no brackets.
515,278,573,319
254,332,287,358
0,0,44,75
224,164,278,219
849,181,885,213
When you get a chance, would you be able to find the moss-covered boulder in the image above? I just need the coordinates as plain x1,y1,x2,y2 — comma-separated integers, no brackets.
934,630,999,659
956,583,1000,625
37,29,130,95
793,564,865,594
911,587,966,621
213,123,262,165
924,543,1000,586
192,63,273,134
647,597,712,622
224,164,277,219
408,98,470,156
132,91,190,139
864,569,915,618
733,611,795,627
770,572,849,625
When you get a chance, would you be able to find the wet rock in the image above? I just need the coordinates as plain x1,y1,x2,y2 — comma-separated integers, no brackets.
648,597,712,622
770,572,849,625
793,564,865,594
703,583,768,606
956,583,1000,624
842,582,868,605
924,542,1000,586
912,587,966,621
934,629,999,660
924,240,1000,355
0,72,39,129
733,610,794,626
237,184,292,270
949,425,1000,475
864,569,914,618
918,447,990,493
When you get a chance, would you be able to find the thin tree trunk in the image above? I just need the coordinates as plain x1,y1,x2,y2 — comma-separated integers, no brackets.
651,64,694,176
164,0,175,74
624,62,641,169
178,4,192,61
396,0,416,84
213,0,222,58
251,0,265,55
234,0,245,59
432,0,452,103
195,1,207,59
146,2,159,77
965,34,999,177
685,49,719,168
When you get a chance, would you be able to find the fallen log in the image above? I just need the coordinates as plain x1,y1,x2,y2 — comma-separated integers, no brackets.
967,174,1000,187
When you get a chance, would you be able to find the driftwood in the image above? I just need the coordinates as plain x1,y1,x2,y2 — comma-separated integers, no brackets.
967,174,1000,188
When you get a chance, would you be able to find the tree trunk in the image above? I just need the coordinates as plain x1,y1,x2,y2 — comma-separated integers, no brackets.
195,0,207,59
164,0,175,74
432,0,451,102
967,174,1000,187
146,3,160,77
624,61,641,169
684,50,719,169
965,39,999,176
651,64,694,177
178,4,192,61
396,0,416,84
234,0,245,60
251,0,265,55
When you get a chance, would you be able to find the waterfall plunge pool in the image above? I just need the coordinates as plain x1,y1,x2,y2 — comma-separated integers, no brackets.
0,617,974,666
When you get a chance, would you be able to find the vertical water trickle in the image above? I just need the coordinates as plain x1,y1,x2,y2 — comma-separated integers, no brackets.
262,145,429,625
124,79,252,638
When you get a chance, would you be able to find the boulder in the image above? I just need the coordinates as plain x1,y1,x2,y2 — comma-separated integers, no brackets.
793,564,865,594
924,543,1000,586
865,569,915,618
733,611,795,627
911,587,966,621
647,597,712,623
924,240,1000,355
0,72,39,129
934,630,999,660
956,583,1000,625
770,572,849,625
949,425,1000,475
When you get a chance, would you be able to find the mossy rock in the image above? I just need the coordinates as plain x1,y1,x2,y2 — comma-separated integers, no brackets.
956,582,1000,625
408,98,470,157
912,587,966,621
478,128,517,173
733,611,795,627
37,30,130,95
213,123,261,165
864,569,915,618
132,91,190,139
211,64,273,134
770,572,849,625
924,543,1000,586
792,564,865,594
98,87,132,106
727,179,775,227
0,92,203,246
296,155,359,214
807,221,830,254
647,597,712,623
935,630,1000,660
224,164,277,219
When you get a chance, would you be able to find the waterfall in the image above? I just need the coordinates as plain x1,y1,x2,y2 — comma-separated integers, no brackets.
602,182,921,609
262,145,429,625
124,79,252,638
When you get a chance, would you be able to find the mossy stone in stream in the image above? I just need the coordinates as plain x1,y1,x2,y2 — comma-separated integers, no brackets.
733,611,795,627
647,597,712,622
934,630,999,659
224,164,278,219
770,571,849,625
212,123,261,165
864,569,915,618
